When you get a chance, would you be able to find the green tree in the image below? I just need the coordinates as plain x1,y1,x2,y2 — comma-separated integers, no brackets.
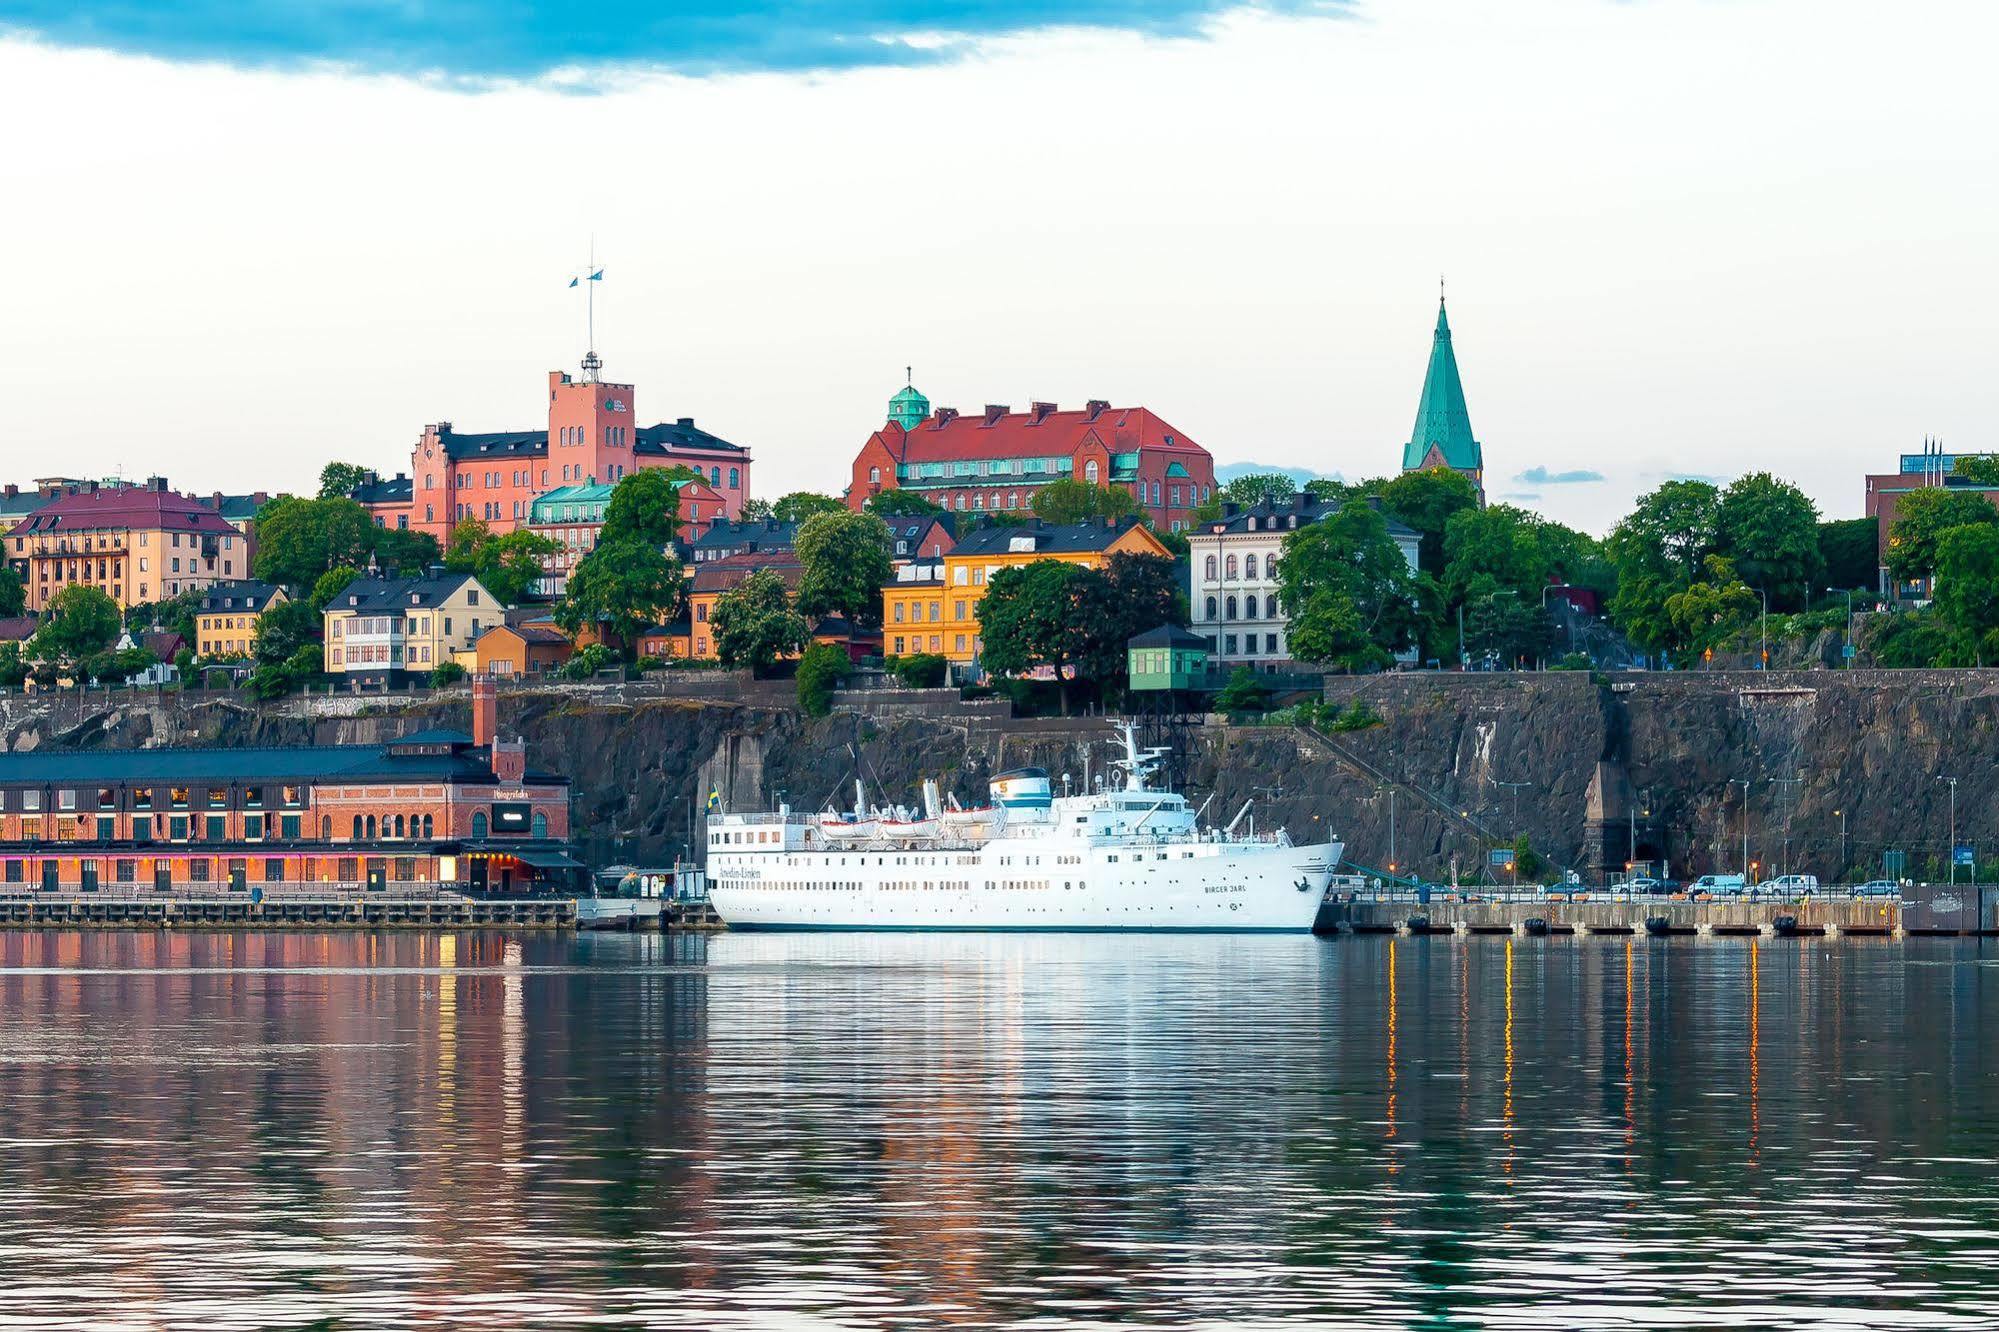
254,496,376,588
1030,479,1139,525
1442,504,1549,605
318,461,373,500
1215,666,1272,722
796,641,853,717
83,645,159,687
770,492,849,524
1377,468,1479,575
0,567,23,618
1818,517,1878,593
1511,834,1547,883
1662,555,1759,660
27,585,120,672
1932,524,1999,663
710,569,810,677
600,468,689,548
429,659,469,687
1715,472,1822,610
0,642,25,688
251,597,320,666
125,587,204,644
311,565,363,613
794,510,893,632
556,538,685,656
1217,472,1302,508
887,653,949,688
1948,455,1999,485
977,561,1095,707
443,519,558,606
1604,480,1722,651
737,497,774,521
864,490,945,518
1885,488,1999,585
1071,553,1187,692
369,525,441,576
1277,504,1421,671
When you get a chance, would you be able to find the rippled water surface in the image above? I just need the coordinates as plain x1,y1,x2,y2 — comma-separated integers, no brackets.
0,930,1996,1329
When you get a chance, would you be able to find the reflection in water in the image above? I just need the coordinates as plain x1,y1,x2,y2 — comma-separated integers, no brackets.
0,930,1995,1327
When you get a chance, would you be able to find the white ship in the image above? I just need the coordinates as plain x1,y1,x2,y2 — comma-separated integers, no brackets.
706,724,1340,932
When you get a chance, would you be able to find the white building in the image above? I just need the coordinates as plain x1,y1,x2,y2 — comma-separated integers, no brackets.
1188,494,1420,670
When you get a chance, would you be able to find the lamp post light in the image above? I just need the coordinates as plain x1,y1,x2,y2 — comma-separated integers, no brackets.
1759,588,1769,671
1940,776,1959,886
1834,807,1846,883
1732,778,1751,878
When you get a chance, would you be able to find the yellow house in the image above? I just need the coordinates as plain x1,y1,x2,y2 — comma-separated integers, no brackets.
195,580,287,659
882,518,1170,665
4,478,250,611
322,568,497,683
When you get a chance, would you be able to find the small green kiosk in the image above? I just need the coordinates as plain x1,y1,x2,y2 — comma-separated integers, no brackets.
1127,624,1212,694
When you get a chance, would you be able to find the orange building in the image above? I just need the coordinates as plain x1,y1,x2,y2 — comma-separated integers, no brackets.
848,382,1216,533
383,358,753,542
4,479,250,611
883,517,1169,666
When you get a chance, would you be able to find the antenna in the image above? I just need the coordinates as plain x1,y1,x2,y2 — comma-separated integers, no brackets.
572,239,604,383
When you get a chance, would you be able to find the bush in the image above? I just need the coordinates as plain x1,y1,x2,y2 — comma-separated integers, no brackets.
561,643,617,680
1549,652,1592,671
1326,698,1385,732
429,661,467,688
634,655,669,673
796,642,853,717
1216,667,1272,723
887,652,949,689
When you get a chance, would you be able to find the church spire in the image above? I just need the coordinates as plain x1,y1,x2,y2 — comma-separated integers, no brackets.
1400,289,1484,498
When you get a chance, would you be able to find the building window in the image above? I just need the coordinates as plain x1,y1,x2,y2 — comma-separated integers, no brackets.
1267,633,1280,654
869,467,880,485
1204,596,1216,619
1204,555,1216,581
1245,596,1259,620
1084,460,1099,484
351,815,363,840
266,858,286,883
1245,554,1258,579
729,468,739,489
205,814,226,841
532,812,549,839
1225,554,1239,579
281,814,301,840
1224,633,1238,655
471,812,488,839
1225,596,1238,620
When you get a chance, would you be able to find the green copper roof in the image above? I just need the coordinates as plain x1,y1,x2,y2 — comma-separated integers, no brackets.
888,381,930,431
1401,299,1483,474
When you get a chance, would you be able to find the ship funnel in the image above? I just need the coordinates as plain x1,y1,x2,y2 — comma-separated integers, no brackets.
990,768,1052,810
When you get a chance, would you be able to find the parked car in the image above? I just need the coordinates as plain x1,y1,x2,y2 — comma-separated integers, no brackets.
1854,879,1901,897
1612,877,1663,893
1763,874,1819,893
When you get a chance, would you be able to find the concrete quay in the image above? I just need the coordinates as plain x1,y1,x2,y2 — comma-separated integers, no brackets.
1321,884,1995,938
0,889,575,929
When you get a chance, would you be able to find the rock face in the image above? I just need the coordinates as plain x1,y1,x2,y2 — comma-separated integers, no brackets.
5,670,1999,882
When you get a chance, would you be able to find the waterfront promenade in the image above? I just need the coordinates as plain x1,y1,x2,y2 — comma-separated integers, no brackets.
1326,882,1994,937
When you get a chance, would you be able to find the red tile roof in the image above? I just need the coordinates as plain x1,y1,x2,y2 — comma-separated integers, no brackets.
870,405,1207,465
10,485,236,537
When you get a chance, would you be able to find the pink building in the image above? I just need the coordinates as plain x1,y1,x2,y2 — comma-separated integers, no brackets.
372,360,753,542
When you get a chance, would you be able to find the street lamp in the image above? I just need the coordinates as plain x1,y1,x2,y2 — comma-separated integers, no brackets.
1940,776,1959,885
1732,778,1751,878
1758,588,1769,670
1834,807,1846,883
1377,783,1399,877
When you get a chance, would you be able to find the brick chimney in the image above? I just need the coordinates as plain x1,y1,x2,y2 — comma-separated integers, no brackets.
492,739,526,784
471,674,496,750
1084,399,1110,422
1029,401,1057,425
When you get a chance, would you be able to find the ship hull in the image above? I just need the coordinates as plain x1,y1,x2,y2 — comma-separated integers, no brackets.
709,839,1340,933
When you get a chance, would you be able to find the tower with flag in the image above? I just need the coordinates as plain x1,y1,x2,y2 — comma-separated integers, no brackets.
570,256,605,382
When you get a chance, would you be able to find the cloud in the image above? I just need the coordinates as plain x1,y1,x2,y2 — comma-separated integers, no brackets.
1216,462,1337,486
1514,465,1605,486
1500,492,1542,503
0,1,1351,81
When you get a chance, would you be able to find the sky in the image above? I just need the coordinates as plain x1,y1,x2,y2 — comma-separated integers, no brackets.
0,0,1993,533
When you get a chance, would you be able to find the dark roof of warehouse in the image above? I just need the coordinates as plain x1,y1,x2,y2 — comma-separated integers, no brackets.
0,731,566,787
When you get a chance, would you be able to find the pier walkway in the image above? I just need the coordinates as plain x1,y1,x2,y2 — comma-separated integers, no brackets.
1322,884,1996,938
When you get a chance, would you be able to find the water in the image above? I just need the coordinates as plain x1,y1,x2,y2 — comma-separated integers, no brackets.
0,931,1995,1329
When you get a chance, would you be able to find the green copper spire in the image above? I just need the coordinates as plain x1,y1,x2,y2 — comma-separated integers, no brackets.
887,368,930,431
1400,296,1484,480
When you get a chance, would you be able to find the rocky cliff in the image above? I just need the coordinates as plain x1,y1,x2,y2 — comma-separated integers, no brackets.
3,670,1995,882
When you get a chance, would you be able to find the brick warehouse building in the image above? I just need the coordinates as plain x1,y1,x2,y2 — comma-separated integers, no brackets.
0,677,578,895
367,358,754,542
846,381,1216,532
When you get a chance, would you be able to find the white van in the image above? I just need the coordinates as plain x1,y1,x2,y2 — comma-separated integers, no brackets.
1763,874,1819,893
1691,874,1747,893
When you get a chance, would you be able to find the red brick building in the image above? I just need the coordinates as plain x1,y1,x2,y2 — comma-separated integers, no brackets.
0,677,577,894
846,383,1216,532
370,360,753,543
